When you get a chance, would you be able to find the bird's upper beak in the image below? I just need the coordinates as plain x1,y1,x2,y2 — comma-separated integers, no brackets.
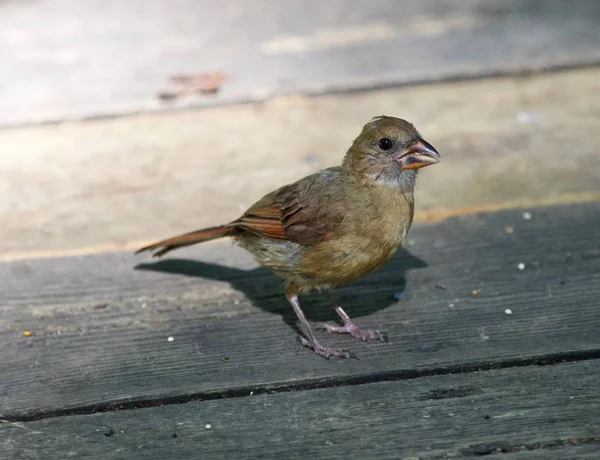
395,138,440,170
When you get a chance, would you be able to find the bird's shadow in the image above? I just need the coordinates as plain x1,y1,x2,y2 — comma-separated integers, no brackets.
134,248,427,336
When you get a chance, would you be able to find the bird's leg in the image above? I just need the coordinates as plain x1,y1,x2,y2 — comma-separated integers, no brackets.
319,292,389,343
285,284,355,359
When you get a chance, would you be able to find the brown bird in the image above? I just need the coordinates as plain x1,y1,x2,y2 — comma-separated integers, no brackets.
136,116,440,359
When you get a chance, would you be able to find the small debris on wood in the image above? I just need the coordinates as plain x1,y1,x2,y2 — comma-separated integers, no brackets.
504,226,514,234
504,309,513,315
104,428,115,437
158,88,185,101
522,211,532,220
516,111,541,124
393,289,412,301
23,330,32,337
172,433,178,438
478,327,490,340
517,262,525,270
472,289,479,296
167,336,174,342
205,424,212,430
435,284,447,290
158,70,227,101
304,153,319,164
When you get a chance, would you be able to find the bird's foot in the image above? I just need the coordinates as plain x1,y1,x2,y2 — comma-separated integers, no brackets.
298,337,357,360
319,321,389,343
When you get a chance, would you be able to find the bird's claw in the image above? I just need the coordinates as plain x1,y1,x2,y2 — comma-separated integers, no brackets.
297,336,357,360
318,322,389,343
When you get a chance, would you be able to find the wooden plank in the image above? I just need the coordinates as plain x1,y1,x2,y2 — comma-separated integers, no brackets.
1,0,600,126
3,67,600,260
1,361,598,459
1,203,599,419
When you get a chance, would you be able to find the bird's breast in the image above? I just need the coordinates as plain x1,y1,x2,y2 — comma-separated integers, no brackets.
298,186,413,286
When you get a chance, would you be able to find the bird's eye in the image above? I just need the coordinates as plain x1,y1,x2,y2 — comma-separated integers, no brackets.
378,138,393,150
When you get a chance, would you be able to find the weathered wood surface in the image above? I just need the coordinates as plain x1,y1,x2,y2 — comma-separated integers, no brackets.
3,67,600,260
1,0,600,126
2,362,599,459
1,203,599,423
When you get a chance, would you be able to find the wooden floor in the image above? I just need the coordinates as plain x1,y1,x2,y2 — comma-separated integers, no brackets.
2,203,599,458
2,1,600,459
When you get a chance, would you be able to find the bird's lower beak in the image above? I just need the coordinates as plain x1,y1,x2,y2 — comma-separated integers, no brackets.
395,138,440,170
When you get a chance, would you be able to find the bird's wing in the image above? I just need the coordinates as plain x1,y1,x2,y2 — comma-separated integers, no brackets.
230,168,346,246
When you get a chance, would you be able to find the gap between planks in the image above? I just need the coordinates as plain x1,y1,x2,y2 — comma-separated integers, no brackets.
2,349,598,424
2,360,599,460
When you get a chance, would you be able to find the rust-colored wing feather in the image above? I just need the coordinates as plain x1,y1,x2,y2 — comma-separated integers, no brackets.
231,168,345,246
136,168,346,257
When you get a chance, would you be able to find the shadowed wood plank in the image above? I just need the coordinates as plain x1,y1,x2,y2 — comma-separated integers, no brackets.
1,0,600,125
1,203,599,418
1,361,598,459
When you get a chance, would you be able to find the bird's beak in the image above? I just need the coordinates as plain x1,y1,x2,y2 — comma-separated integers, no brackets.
395,138,440,170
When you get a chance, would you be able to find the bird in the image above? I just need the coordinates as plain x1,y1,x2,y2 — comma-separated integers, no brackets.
136,116,440,359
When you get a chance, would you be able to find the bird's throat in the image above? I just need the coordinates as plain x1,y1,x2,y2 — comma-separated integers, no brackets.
373,168,417,191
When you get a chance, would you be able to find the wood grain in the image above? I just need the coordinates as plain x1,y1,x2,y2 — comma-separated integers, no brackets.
2,361,598,459
1,203,599,420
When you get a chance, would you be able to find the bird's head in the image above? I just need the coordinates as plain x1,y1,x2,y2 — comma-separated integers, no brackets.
343,116,440,188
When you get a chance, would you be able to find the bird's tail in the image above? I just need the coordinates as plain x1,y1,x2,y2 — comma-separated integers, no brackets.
135,225,231,257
